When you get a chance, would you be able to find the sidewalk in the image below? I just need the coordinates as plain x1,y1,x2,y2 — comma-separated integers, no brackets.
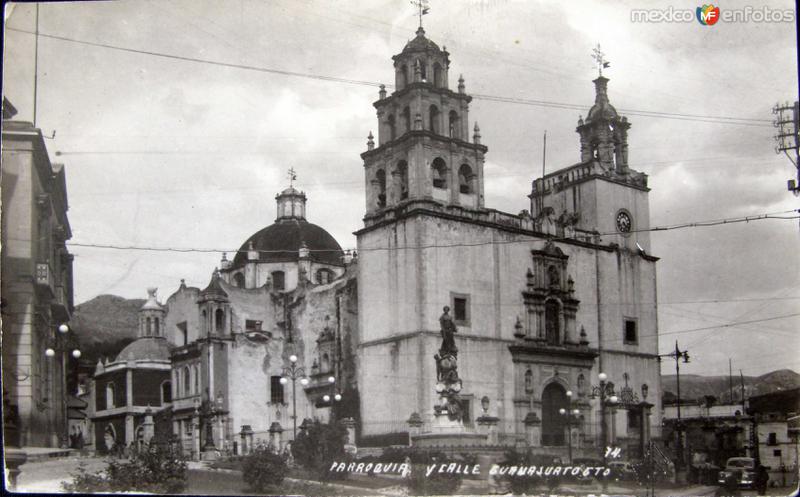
13,455,106,493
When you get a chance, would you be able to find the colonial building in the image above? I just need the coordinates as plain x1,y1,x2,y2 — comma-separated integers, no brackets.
1,100,76,447
356,27,661,456
89,288,173,452
162,188,358,459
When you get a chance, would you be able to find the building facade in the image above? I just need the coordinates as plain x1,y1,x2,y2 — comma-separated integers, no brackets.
2,103,75,447
89,288,173,452
356,27,661,456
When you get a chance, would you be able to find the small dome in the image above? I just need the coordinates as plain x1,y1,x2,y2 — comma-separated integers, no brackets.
403,27,440,53
117,337,171,362
587,101,618,121
280,186,302,196
230,219,344,269
140,287,164,311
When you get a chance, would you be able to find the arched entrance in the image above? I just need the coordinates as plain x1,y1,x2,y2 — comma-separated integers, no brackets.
541,382,568,446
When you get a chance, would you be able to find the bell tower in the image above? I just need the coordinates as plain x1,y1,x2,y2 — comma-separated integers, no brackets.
360,27,488,217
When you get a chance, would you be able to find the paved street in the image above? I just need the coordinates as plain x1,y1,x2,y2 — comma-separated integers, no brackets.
14,455,107,493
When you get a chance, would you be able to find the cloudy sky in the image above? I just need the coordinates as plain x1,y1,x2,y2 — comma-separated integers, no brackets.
3,0,798,377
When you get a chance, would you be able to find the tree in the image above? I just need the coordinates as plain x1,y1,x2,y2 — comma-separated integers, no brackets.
291,420,349,480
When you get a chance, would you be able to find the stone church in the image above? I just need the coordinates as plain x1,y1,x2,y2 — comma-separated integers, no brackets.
88,25,662,460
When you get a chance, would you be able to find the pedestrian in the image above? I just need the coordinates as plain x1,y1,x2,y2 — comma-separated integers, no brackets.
755,465,769,496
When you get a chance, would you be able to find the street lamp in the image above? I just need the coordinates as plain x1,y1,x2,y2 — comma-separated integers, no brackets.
281,354,308,440
44,323,80,447
590,372,619,463
658,341,690,472
559,390,582,463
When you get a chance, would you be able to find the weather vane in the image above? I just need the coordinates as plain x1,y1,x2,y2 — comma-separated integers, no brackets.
591,43,610,77
288,167,297,188
411,0,430,28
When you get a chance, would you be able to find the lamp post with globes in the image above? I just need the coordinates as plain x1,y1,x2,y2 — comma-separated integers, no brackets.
280,354,308,440
559,390,582,463
590,372,619,464
44,323,80,447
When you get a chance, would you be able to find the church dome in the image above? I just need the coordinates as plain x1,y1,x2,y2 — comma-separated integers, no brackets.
116,337,171,362
587,101,618,121
230,219,344,268
403,27,440,53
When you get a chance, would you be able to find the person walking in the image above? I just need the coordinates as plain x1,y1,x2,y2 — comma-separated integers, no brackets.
755,465,769,496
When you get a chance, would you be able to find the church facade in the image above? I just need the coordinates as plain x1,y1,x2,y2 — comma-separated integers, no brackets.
355,27,661,457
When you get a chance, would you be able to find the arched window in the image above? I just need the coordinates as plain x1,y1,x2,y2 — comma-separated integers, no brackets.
272,271,285,291
449,110,459,138
387,114,396,141
161,381,172,404
577,373,586,396
524,369,533,393
194,364,200,394
431,158,447,189
458,163,474,194
215,308,225,334
106,382,115,409
322,353,330,372
183,366,191,395
154,317,160,336
146,317,152,336
201,310,207,334
433,62,443,87
396,161,409,200
233,273,245,288
376,169,387,208
399,64,408,89
416,59,427,81
402,106,411,133
428,105,439,134
545,300,560,345
316,269,333,285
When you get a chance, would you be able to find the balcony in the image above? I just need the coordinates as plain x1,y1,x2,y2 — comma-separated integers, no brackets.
35,263,55,295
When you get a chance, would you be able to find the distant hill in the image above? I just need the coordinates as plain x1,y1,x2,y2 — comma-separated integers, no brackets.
662,369,800,403
70,295,144,365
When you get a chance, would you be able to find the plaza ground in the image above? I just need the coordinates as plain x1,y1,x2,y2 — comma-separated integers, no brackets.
8,454,799,496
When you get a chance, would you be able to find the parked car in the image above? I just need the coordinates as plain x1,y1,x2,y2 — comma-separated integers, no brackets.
717,457,756,488
608,461,637,481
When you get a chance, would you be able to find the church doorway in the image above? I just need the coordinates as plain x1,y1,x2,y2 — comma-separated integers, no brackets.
541,382,568,446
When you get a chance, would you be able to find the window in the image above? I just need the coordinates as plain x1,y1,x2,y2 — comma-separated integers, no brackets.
433,62,443,87
429,105,439,134
402,107,411,133
449,111,460,139
416,58,427,81
768,432,777,445
624,320,638,344
154,317,160,336
399,65,408,89
459,397,472,426
396,161,409,200
272,271,285,291
177,321,188,346
233,273,245,288
106,383,116,409
146,317,152,336
387,114,396,141
431,158,447,189
215,308,225,334
451,293,470,326
184,366,191,395
545,300,560,345
316,269,333,285
270,376,285,404
375,169,387,208
161,381,172,404
201,310,207,334
458,163,473,194
524,369,533,393
246,319,263,331
194,364,200,394
774,449,782,457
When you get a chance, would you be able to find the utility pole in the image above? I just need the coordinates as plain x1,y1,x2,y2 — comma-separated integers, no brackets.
729,358,734,404
773,101,799,195
658,341,690,477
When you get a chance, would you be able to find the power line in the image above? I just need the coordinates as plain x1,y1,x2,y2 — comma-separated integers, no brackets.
60,209,800,255
5,26,772,127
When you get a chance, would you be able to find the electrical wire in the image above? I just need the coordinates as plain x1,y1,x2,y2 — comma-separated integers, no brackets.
5,26,772,127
